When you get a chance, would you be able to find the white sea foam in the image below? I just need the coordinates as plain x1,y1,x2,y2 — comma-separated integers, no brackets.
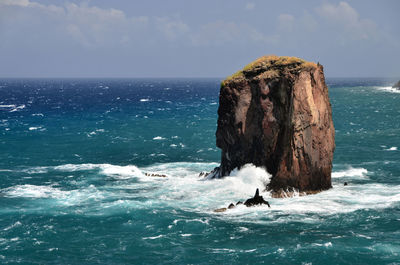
0,104,25,112
375,86,400,94
10,105,26,112
1,183,108,210
385,146,397,151
142,235,163,240
2,185,68,198
0,105,16,108
140,98,150,102
140,163,272,213
312,242,332,248
53,163,100,172
100,164,144,179
10,162,400,222
29,127,41,131
22,167,48,174
332,167,368,179
52,163,144,179
3,221,22,231
140,163,400,221
153,136,165,140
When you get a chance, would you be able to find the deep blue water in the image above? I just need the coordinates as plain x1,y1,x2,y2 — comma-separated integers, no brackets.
0,78,399,264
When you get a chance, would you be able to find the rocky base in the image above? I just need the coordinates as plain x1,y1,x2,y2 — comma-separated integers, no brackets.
270,189,323,198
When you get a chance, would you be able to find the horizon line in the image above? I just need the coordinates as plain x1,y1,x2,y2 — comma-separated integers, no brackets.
0,76,398,79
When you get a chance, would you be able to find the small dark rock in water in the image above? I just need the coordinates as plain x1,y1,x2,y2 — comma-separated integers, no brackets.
244,189,271,208
198,171,207,178
213,190,270,212
144,173,167,178
344,182,348,186
392,80,400,89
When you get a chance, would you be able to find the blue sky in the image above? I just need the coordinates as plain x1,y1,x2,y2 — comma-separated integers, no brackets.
0,0,399,77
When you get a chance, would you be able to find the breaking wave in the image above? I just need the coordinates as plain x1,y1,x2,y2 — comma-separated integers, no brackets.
374,86,400,94
2,163,399,221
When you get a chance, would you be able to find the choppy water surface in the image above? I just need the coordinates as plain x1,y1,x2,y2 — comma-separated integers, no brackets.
0,78,399,264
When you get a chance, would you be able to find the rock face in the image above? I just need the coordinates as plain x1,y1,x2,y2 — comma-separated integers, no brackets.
392,80,400,89
214,55,335,194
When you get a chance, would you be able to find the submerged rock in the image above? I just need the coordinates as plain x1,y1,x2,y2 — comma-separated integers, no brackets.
392,80,400,89
244,189,270,207
214,207,227,213
214,55,335,194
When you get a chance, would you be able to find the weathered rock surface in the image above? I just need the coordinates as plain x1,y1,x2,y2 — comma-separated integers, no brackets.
214,55,335,194
392,80,400,89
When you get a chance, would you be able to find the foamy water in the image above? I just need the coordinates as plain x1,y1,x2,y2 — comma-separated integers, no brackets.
3,162,399,223
374,86,400,94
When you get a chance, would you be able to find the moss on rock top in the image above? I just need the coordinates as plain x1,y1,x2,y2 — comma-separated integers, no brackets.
223,55,317,85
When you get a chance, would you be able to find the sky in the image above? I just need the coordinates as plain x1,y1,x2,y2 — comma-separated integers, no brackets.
0,0,399,78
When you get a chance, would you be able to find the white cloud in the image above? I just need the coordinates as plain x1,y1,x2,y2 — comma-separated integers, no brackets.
191,21,240,46
0,0,35,7
155,17,190,41
315,1,378,40
299,11,318,32
190,20,277,46
62,2,149,46
277,14,295,32
0,0,64,14
0,0,392,55
0,0,187,48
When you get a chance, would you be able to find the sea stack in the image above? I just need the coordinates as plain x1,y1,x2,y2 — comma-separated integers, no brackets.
213,55,335,196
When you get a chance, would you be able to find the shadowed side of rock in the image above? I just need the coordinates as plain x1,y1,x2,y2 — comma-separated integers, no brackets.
214,55,335,194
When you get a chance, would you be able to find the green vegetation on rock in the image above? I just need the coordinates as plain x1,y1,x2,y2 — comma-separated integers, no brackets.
222,55,317,87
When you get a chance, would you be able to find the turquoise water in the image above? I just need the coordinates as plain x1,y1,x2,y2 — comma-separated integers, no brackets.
0,78,399,264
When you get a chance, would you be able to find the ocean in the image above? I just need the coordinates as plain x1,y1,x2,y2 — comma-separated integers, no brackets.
0,78,399,264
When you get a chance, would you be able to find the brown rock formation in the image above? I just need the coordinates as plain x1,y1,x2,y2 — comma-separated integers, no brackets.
213,55,335,194
393,80,400,89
